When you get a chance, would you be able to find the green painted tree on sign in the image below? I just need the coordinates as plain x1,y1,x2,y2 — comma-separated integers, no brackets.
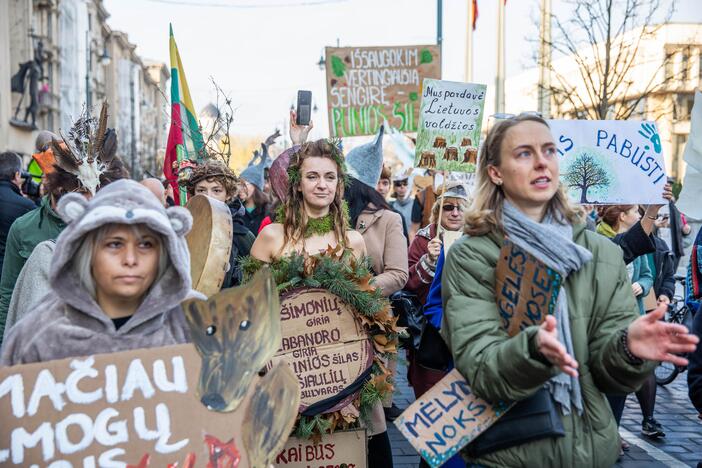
331,56,346,77
420,49,433,65
564,152,610,203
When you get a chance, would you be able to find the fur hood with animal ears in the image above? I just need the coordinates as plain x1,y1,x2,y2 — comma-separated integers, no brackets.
50,179,195,331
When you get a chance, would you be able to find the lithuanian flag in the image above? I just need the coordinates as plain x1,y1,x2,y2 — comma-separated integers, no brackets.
165,24,204,205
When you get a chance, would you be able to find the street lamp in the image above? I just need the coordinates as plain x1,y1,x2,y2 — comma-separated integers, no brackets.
85,30,111,109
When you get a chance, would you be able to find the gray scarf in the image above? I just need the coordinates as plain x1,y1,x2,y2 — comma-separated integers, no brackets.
502,201,592,416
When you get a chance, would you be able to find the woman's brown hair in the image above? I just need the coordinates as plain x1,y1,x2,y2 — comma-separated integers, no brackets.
599,205,635,231
464,114,582,236
281,139,349,248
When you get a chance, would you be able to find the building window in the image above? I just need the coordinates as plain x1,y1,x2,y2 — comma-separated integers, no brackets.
674,94,695,121
682,47,691,81
664,50,674,82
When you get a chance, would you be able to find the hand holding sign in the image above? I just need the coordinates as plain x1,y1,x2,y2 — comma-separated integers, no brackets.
536,315,579,378
627,303,699,367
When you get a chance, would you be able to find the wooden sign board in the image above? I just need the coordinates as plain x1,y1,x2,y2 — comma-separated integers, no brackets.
414,79,487,173
325,45,441,137
495,240,563,337
275,429,367,468
276,288,373,412
0,344,278,467
394,369,509,467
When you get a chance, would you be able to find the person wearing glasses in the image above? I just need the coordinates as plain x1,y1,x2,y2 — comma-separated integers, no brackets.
441,113,698,466
390,172,414,234
405,182,468,397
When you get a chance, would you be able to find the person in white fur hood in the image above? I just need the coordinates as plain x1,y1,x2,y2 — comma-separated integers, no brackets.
1,179,202,366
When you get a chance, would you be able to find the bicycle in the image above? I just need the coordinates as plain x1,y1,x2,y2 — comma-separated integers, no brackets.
654,275,693,386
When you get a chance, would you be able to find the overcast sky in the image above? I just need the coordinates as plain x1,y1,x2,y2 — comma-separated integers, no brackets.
103,0,701,140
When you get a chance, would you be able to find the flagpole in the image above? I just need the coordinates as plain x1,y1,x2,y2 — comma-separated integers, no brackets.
495,0,506,113
465,0,473,81
538,0,552,117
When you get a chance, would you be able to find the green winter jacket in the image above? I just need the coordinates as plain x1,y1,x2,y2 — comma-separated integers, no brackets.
0,196,66,342
441,222,655,468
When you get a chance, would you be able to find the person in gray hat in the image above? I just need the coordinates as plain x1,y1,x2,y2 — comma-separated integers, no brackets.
238,146,272,233
1,179,201,365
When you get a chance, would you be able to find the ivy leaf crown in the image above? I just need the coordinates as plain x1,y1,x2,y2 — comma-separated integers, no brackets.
286,138,350,190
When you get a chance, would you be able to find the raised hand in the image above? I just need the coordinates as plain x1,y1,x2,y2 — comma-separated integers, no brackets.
638,122,662,153
627,304,700,367
536,315,579,377
290,110,313,146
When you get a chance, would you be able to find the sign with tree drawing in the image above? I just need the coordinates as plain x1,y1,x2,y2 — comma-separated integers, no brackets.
549,120,667,204
325,45,441,137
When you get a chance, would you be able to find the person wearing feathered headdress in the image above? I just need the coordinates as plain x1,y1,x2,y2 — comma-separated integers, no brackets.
0,103,127,343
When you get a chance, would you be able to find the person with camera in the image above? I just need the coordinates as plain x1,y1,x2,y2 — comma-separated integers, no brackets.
442,114,698,466
0,152,36,278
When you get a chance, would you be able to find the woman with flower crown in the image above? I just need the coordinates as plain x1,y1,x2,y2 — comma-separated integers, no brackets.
250,131,395,467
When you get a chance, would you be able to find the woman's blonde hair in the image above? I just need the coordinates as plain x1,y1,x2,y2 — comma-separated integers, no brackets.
464,114,582,236
430,197,469,226
282,139,349,248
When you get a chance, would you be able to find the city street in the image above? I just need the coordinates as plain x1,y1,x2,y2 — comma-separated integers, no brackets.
389,363,702,467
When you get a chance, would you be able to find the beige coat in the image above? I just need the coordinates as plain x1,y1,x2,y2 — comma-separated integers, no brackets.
355,207,409,296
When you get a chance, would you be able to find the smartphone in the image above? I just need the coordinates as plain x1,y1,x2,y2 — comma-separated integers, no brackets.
296,90,312,126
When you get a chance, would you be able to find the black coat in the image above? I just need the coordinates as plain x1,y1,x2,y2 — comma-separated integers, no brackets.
0,180,36,276
688,308,702,413
221,205,256,289
651,235,675,301
612,221,656,265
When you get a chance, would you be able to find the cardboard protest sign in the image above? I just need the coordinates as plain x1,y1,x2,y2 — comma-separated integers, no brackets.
414,79,487,173
549,119,668,205
0,344,296,467
276,429,367,468
276,288,374,413
325,45,441,137
395,240,561,466
394,369,509,467
495,240,563,337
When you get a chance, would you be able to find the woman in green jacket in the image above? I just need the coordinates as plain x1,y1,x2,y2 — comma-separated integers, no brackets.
441,114,698,467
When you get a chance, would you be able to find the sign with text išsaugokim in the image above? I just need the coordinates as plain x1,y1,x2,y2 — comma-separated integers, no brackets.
414,79,487,173
325,45,441,137
549,119,668,205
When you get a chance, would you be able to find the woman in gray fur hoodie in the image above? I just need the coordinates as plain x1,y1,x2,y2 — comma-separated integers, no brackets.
0,179,199,366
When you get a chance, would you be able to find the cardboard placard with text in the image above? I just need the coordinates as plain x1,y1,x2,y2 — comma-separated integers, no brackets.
549,119,668,205
275,429,367,468
414,79,487,173
276,288,373,412
0,344,284,467
395,240,563,466
325,45,441,137
394,369,509,467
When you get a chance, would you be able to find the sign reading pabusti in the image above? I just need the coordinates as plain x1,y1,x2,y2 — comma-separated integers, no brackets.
276,429,367,468
276,288,373,412
325,45,441,137
0,344,264,467
414,79,487,173
549,120,668,204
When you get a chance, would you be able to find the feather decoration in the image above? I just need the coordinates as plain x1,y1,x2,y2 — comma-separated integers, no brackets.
50,102,121,195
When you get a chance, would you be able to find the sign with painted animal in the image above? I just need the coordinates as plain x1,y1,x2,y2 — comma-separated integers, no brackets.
414,79,487,173
0,344,298,467
276,288,374,413
275,429,367,468
325,45,441,137
548,119,668,204
394,240,561,466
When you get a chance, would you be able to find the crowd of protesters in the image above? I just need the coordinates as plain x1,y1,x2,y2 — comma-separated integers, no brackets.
0,108,701,467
